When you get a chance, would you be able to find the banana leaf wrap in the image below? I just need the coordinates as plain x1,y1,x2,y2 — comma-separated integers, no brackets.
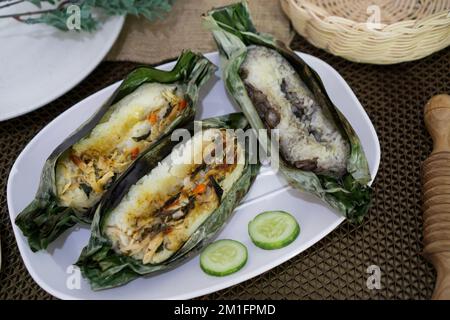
15,51,216,252
204,1,372,222
76,113,260,290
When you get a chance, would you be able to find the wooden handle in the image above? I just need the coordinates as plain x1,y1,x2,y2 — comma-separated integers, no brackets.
424,94,450,153
422,94,450,300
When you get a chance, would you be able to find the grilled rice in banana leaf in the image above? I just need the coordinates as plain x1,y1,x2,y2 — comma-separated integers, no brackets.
15,51,216,252
76,113,259,290
204,1,372,222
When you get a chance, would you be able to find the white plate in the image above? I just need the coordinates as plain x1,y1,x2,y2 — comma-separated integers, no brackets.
7,52,380,300
0,2,124,121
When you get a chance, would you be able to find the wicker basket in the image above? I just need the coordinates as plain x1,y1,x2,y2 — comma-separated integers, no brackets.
281,0,450,64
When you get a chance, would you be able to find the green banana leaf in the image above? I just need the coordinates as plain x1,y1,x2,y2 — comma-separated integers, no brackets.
204,1,372,223
15,51,216,252
76,113,260,290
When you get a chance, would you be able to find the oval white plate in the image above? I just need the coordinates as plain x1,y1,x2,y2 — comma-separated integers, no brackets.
0,2,124,121
7,52,380,300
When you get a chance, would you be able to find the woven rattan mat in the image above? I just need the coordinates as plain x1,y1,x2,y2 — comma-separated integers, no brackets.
1,36,449,300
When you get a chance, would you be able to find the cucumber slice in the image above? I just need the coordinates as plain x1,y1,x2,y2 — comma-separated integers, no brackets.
248,211,300,249
200,239,248,276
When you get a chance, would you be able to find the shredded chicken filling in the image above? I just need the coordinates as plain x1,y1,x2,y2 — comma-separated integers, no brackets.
106,130,242,264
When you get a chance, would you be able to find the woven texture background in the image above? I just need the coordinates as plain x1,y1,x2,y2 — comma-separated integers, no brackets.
1,36,449,300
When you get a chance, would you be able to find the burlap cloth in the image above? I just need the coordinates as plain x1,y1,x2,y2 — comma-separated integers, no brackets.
106,0,293,64
1,2,450,299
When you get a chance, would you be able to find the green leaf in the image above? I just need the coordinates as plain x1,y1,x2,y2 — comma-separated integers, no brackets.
19,0,174,32
23,3,98,32
26,0,57,9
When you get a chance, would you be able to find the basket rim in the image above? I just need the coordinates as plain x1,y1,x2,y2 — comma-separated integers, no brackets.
283,0,450,32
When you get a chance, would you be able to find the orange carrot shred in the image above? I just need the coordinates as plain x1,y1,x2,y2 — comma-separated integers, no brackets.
179,99,187,110
130,147,140,160
193,183,207,194
148,112,158,124
70,154,82,166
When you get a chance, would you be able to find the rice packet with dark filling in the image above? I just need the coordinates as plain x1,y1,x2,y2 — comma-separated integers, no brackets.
204,1,372,222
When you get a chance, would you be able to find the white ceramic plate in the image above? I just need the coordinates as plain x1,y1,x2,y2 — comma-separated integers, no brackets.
7,52,380,300
0,2,124,121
